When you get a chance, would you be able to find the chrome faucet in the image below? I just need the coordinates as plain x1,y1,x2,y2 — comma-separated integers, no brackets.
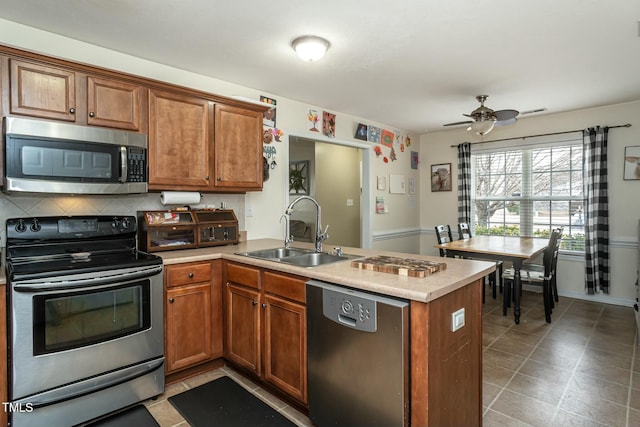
280,214,292,249
285,196,329,253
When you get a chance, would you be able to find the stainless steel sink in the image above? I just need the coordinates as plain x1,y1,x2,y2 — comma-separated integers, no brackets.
236,247,357,267
279,252,355,267
239,247,311,259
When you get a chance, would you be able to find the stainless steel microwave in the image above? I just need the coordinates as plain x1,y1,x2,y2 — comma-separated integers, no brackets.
2,116,148,194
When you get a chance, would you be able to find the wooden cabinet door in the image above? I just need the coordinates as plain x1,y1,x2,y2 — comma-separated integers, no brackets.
214,104,263,190
263,293,307,404
225,283,261,376
10,59,76,121
87,76,145,131
148,89,213,189
165,283,213,373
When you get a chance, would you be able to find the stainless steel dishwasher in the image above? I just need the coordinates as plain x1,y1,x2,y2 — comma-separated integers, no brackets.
306,280,409,427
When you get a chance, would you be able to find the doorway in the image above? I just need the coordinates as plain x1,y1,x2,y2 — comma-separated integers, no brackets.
288,135,369,248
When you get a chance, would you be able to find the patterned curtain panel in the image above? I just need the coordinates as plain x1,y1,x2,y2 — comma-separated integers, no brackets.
457,142,472,224
583,126,610,294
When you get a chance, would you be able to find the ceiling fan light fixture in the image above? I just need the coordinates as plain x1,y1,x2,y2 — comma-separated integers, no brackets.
292,36,330,62
468,119,496,136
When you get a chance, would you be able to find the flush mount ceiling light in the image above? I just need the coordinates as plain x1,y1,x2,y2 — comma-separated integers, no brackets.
291,36,330,62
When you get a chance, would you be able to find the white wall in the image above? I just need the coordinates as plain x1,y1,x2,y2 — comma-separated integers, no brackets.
0,19,420,251
419,100,640,305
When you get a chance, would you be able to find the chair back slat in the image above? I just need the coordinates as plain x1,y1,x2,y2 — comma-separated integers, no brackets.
434,225,453,257
458,222,472,240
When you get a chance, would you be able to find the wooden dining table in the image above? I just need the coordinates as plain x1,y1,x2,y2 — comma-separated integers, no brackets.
434,235,549,324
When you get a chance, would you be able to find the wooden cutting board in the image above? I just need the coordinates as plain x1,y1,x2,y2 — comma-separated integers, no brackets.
351,255,447,278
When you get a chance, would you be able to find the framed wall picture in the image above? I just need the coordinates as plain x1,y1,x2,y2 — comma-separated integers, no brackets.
624,146,640,180
290,160,310,195
431,163,452,192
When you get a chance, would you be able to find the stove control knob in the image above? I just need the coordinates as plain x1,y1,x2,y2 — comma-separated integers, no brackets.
15,219,27,233
121,217,131,230
112,218,120,229
30,219,41,232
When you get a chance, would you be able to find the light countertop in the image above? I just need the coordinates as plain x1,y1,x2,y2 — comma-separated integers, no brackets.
1,239,495,302
158,239,496,303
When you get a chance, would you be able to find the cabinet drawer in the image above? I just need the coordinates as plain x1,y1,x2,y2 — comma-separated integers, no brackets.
166,262,211,287
263,270,308,304
226,262,260,289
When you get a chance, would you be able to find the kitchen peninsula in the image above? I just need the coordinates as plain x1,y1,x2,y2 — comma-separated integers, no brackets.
159,238,495,426
0,239,493,426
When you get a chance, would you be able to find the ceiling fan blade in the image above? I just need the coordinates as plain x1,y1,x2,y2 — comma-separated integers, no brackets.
494,109,519,121
494,117,517,126
443,120,473,127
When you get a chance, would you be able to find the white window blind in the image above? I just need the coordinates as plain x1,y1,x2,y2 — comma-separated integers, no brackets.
470,133,584,251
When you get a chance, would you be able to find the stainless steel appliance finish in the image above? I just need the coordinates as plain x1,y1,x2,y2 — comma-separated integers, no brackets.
306,280,409,427
3,116,148,194
5,216,164,427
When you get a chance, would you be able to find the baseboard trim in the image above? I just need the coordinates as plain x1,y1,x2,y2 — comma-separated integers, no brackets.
557,290,634,308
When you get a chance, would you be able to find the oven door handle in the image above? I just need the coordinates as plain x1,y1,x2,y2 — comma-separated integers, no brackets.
24,357,164,409
12,265,163,292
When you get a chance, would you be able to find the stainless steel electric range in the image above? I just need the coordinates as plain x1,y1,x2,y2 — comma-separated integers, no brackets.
5,215,164,427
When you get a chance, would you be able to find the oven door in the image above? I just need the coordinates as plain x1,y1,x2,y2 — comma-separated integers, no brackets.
10,264,164,401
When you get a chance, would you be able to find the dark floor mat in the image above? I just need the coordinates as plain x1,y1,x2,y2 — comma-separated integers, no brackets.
85,404,160,427
168,376,296,427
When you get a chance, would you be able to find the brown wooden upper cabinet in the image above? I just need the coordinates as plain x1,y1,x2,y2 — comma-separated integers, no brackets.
9,59,76,122
214,104,263,191
86,76,144,131
148,89,213,189
148,89,263,192
8,58,146,131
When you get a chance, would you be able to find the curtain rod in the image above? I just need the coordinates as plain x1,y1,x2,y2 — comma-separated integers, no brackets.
449,123,632,148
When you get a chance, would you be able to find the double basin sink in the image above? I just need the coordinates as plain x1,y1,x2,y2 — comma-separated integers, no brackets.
236,247,358,267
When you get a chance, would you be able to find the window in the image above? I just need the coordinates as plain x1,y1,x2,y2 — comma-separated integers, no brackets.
471,138,584,251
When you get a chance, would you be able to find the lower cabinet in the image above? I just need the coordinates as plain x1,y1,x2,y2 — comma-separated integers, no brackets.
224,262,309,404
165,260,223,374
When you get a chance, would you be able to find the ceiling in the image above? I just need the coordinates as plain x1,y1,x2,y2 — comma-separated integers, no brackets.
1,0,639,134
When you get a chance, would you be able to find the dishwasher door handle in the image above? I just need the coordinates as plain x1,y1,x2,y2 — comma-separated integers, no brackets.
338,314,357,327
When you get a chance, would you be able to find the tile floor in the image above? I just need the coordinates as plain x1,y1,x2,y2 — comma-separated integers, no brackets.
144,291,639,427
483,290,640,427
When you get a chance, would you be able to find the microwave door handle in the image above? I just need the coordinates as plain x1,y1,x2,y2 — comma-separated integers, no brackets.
119,146,128,182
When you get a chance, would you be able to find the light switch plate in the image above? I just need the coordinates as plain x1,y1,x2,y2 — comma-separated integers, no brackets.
451,308,465,332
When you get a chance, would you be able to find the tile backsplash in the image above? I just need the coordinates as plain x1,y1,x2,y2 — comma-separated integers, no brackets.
0,192,245,246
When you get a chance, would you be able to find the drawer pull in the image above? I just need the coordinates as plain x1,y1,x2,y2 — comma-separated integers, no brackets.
188,272,194,278
169,298,175,303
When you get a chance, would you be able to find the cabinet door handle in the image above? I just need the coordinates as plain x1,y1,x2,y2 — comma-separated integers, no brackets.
169,298,175,303
261,303,267,308
69,107,76,114
252,300,258,306
89,111,95,117
204,176,210,180
188,272,194,278
217,177,222,181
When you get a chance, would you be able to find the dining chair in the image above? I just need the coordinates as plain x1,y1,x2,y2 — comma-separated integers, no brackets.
503,228,562,323
457,222,503,301
434,225,453,257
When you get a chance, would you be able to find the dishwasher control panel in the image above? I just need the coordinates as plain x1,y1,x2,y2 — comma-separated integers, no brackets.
322,284,378,332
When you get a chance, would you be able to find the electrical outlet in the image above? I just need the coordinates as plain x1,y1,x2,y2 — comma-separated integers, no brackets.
247,207,254,217
451,308,465,332
346,198,354,207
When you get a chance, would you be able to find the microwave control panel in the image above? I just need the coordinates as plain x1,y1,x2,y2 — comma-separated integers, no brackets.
127,147,147,182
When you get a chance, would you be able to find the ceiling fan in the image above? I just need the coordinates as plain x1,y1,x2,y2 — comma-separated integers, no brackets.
443,95,520,136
